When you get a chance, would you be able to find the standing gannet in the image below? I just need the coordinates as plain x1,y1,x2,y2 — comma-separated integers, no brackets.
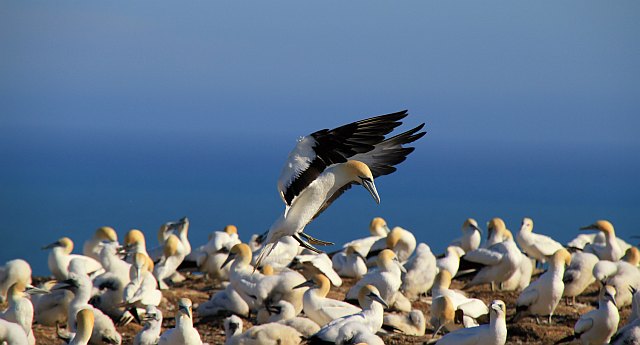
562,251,600,305
516,217,563,268
310,285,388,343
483,218,511,248
158,298,203,345
92,241,132,323
134,305,162,345
83,226,118,261
262,300,321,337
68,308,94,345
251,266,307,316
437,246,464,278
366,226,417,266
513,248,571,324
431,270,489,328
346,249,403,307
294,274,360,327
122,253,162,309
223,314,302,345
222,243,264,311
0,318,28,345
430,295,462,337
0,282,46,345
43,237,103,280
581,220,623,261
401,242,437,300
592,247,640,307
462,230,523,290
123,230,155,271
557,285,619,345
32,280,73,326
255,111,426,267
334,244,368,279
450,218,482,253
0,259,32,304
433,300,507,345
153,234,187,290
342,217,390,255
382,309,426,336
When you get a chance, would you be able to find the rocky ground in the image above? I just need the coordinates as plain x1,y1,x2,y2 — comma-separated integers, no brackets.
27,273,632,345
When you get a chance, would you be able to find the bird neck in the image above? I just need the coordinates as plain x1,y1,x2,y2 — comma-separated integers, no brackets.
176,313,193,329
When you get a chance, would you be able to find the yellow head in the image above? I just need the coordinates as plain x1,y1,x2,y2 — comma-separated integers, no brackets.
76,308,95,342
520,218,534,233
59,237,74,254
432,295,455,323
261,264,274,276
385,228,403,249
313,273,331,297
434,270,452,289
376,249,397,269
95,226,117,242
463,218,479,230
163,234,180,257
487,218,506,239
224,225,238,235
622,247,640,266
369,217,389,236
552,248,572,267
125,229,146,247
580,220,615,236
357,284,388,309
342,160,380,204
222,243,252,268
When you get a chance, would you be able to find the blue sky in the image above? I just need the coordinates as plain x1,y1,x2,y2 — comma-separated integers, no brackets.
1,2,639,273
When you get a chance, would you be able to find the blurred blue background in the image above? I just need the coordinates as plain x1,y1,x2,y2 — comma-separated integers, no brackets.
1,1,638,275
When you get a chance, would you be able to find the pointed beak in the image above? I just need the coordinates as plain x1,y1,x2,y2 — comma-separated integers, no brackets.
471,224,482,234
42,241,61,250
179,305,191,318
580,224,597,231
383,225,391,234
52,279,78,291
293,279,315,290
606,293,617,307
221,253,237,269
362,179,380,204
368,292,389,309
396,258,407,273
25,285,50,295
266,305,281,314
491,302,503,312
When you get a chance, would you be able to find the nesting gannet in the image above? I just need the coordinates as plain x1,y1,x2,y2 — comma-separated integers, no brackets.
222,243,265,311
366,226,417,266
223,314,302,345
293,253,342,287
0,260,32,304
59,259,122,345
557,285,619,345
83,226,118,261
310,285,388,343
92,241,132,323
0,282,46,345
513,248,571,324
123,230,155,271
342,217,390,255
450,218,482,253
197,282,250,318
346,249,403,308
516,217,563,267
462,231,523,290
252,266,307,316
334,244,368,279
431,270,488,328
562,251,600,305
0,318,28,345
188,225,240,283
263,300,321,337
335,321,385,345
483,218,511,248
401,242,437,300
592,247,640,307
433,300,507,345
32,280,73,326
149,217,190,261
255,111,425,267
43,237,103,280
158,298,202,345
153,234,187,290
382,309,426,336
437,246,464,278
430,295,463,337
294,274,360,327
122,253,162,309
68,308,94,345
134,305,162,345
581,220,623,261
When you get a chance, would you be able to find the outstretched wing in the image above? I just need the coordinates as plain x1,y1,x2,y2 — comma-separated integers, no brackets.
278,110,408,206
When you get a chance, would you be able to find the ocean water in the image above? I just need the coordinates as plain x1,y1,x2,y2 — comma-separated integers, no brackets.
1,135,638,275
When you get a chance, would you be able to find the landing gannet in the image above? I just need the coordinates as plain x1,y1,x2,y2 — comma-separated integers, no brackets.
0,318,28,345
581,220,623,261
134,306,162,345
514,248,571,324
0,259,32,304
450,218,482,253
516,217,563,267
346,249,403,307
401,242,437,300
158,298,203,345
294,273,361,327
557,285,619,345
366,226,417,266
310,285,388,343
592,247,640,307
153,234,187,290
43,237,103,280
0,283,46,345
256,111,425,267
562,251,599,305
431,270,489,328
68,308,94,345
462,230,523,290
83,226,118,261
263,300,321,337
334,244,368,279
433,300,507,345
223,314,302,345
437,246,464,278
382,309,426,336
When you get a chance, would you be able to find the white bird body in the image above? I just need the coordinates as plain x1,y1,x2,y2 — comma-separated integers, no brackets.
153,234,187,290
333,246,368,279
572,285,619,345
158,303,203,345
431,271,488,324
45,237,103,280
294,253,342,287
567,233,631,252
253,268,307,315
0,260,32,304
197,283,250,318
464,240,523,288
0,284,35,345
262,300,320,337
92,242,132,321
341,217,390,256
437,246,463,278
563,251,599,302
31,280,73,326
190,225,240,281
450,218,482,253
335,321,385,345
501,254,533,291
516,218,563,265
346,250,403,305
382,310,426,336
434,300,507,345
610,317,640,345
592,248,640,307
83,226,118,262
134,306,162,345
631,286,640,323
224,315,302,345
580,220,623,261
401,243,437,300
253,236,300,270
0,318,29,345
299,274,361,327
123,267,162,307
515,249,571,323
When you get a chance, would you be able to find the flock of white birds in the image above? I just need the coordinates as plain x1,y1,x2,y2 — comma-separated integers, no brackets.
1,111,638,345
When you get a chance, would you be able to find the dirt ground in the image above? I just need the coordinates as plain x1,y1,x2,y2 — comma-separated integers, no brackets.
26,273,632,345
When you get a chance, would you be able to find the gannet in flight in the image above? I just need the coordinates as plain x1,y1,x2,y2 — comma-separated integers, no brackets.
256,110,426,267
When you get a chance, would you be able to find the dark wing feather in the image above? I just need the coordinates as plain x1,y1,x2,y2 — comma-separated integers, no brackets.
280,110,408,205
